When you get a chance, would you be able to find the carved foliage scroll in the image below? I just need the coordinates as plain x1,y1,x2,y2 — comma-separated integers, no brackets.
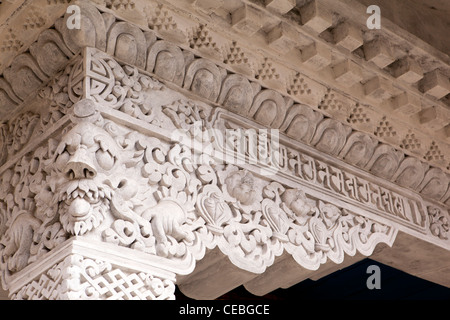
0,101,399,289
0,2,449,205
13,254,175,300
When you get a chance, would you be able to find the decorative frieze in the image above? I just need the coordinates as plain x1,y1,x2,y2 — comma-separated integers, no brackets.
0,0,449,300
1,36,450,207
14,254,176,300
0,95,402,296
8,239,182,300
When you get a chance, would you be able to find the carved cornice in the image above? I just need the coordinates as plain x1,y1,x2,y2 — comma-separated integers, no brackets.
0,96,398,294
1,1,450,169
0,0,449,299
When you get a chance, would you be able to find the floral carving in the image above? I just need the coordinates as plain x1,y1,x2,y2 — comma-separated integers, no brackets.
0,1,449,300
225,170,258,206
0,212,40,273
281,188,314,222
13,254,175,300
428,206,449,240
85,50,163,122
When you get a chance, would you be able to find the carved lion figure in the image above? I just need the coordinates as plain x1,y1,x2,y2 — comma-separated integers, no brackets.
44,101,193,256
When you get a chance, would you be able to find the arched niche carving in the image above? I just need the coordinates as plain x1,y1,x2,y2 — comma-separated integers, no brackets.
106,22,147,69
0,79,21,117
217,74,254,116
392,157,429,190
311,118,351,156
418,168,450,201
248,89,287,128
146,40,185,86
280,104,322,144
365,144,404,180
183,59,224,102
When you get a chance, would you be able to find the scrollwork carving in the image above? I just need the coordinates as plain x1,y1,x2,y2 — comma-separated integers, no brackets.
284,193,395,268
0,100,398,290
428,206,449,240
85,50,163,122
146,40,186,86
196,184,232,235
0,2,449,300
12,254,176,300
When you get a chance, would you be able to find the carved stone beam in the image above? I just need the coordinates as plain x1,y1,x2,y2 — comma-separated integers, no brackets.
1,44,449,299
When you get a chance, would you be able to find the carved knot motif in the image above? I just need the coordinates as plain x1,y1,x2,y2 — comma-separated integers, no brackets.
0,98,398,287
